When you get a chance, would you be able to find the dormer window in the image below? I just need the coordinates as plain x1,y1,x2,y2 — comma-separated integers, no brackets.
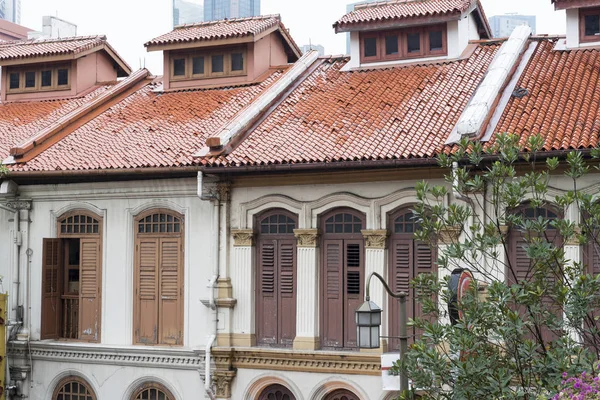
360,24,447,63
6,64,71,93
170,47,247,81
581,7,600,42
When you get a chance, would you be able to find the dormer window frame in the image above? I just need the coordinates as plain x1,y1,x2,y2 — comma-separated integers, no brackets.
359,23,448,64
6,64,71,94
170,46,248,82
580,7,600,43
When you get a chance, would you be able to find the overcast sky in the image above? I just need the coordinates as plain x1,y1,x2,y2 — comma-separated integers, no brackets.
21,0,566,75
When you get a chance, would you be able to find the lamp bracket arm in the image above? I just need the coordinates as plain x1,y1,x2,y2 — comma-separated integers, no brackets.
366,272,407,301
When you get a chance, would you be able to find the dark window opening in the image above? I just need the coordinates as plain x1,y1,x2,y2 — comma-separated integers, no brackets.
25,71,35,88
585,14,600,37
385,34,399,55
192,56,205,75
325,213,363,234
9,73,19,89
173,58,186,76
363,37,377,58
212,55,224,73
260,214,296,234
407,33,421,53
430,30,444,51
57,69,69,86
231,52,244,71
347,271,361,294
41,70,52,87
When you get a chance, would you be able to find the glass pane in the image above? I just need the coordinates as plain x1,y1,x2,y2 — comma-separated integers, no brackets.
335,224,343,233
9,73,19,89
173,58,186,76
586,14,600,37
429,30,443,51
192,56,205,75
407,32,421,53
231,52,244,71
41,70,52,87
363,36,377,57
212,55,224,73
385,34,398,55
25,71,35,88
57,69,69,85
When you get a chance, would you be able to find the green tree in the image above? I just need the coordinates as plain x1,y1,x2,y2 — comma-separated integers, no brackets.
394,134,600,399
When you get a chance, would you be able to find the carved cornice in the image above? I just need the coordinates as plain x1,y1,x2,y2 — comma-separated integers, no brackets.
438,225,462,244
217,183,232,203
227,348,381,376
5,200,31,210
7,342,203,370
213,371,236,398
232,229,254,247
361,230,389,249
294,229,319,248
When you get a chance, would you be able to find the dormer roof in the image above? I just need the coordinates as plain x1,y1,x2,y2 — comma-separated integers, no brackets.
551,0,599,10
145,15,302,58
334,0,491,38
0,35,131,77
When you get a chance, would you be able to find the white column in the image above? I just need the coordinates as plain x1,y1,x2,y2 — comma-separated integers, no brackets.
362,230,388,352
229,230,255,347
293,229,320,350
565,202,581,342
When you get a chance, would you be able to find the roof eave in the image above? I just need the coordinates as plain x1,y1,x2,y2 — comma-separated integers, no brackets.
334,13,462,34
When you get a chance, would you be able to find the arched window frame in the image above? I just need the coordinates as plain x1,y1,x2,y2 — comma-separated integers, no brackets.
254,209,298,348
131,382,176,400
135,208,184,236
324,388,360,400
257,384,296,400
52,376,97,400
57,210,103,237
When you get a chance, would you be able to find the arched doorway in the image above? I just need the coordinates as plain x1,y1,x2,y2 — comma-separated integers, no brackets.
258,384,296,400
388,207,436,348
255,209,298,347
53,376,97,400
320,208,366,350
131,382,176,400
324,389,360,400
134,209,184,345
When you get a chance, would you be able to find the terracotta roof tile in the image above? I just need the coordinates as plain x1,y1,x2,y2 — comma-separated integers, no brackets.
206,44,499,167
0,35,108,61
10,70,286,171
334,0,474,29
489,39,600,152
145,15,281,47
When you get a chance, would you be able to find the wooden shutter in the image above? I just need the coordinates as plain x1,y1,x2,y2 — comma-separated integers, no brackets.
413,241,435,341
389,239,413,349
257,239,277,345
41,238,62,340
135,238,159,344
79,238,101,341
158,238,182,345
344,240,363,348
322,240,344,349
278,239,297,346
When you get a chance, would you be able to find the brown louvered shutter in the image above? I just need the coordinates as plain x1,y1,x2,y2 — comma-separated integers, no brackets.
257,240,277,345
344,240,363,348
322,239,344,349
41,238,62,339
389,239,413,349
158,238,182,345
278,239,297,346
135,238,159,344
414,241,435,339
78,238,101,341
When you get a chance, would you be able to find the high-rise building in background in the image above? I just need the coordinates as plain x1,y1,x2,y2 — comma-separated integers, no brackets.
301,44,325,56
173,0,204,26
345,0,379,54
489,14,536,38
0,0,21,24
204,0,260,22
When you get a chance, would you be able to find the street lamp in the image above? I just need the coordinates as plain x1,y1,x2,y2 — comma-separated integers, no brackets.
355,272,409,394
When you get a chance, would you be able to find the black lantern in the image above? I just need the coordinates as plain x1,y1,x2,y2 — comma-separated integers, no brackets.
355,300,382,349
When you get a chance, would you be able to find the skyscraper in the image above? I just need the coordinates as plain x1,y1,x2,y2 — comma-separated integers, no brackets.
0,0,21,24
489,14,536,38
204,0,260,22
345,0,379,54
173,0,204,27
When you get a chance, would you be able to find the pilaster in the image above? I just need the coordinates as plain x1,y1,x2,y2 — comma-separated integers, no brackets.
362,230,388,353
230,229,255,346
293,229,320,350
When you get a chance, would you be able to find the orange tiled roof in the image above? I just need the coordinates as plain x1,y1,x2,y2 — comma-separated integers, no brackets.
0,35,108,61
145,15,282,47
9,70,286,171
205,43,499,167
489,39,600,152
334,0,474,29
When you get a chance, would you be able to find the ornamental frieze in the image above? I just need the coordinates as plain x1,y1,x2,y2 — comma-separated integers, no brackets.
294,229,319,248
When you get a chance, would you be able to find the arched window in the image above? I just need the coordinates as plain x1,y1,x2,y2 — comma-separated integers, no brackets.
132,382,175,400
134,209,184,346
320,208,366,350
389,208,436,348
324,389,360,400
258,384,296,400
53,377,96,400
256,210,298,347
507,204,562,343
42,210,103,342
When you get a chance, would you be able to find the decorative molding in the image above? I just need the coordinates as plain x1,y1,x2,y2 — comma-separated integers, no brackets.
216,278,236,308
7,342,204,371
499,225,509,238
5,200,31,210
361,230,389,249
213,371,236,398
228,348,381,376
243,374,304,400
438,225,462,244
217,183,232,203
128,199,188,218
565,225,582,246
308,192,373,230
215,298,237,308
232,229,254,247
294,229,319,248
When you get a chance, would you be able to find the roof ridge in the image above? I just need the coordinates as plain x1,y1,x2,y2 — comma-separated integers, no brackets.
0,34,105,46
174,14,280,30
353,0,471,10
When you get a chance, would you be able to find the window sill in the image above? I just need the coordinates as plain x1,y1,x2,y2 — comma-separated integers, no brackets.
170,73,248,83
